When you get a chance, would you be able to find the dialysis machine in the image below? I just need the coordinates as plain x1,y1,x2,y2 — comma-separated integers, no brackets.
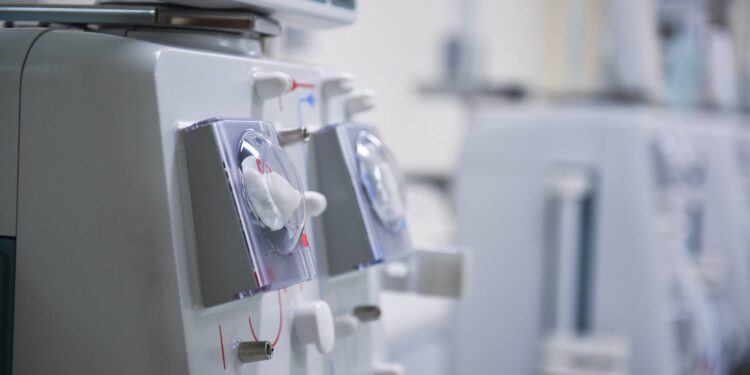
306,93,470,373
681,112,750,369
455,105,722,375
308,121,411,375
0,1,432,374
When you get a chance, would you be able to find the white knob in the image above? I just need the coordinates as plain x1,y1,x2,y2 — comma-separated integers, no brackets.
320,73,354,125
344,89,376,121
333,315,361,338
381,248,472,299
293,300,335,354
254,72,293,101
372,363,405,375
699,253,725,289
321,73,354,98
304,191,327,217
384,261,410,280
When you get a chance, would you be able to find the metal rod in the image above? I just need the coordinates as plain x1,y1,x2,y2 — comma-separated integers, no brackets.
352,305,381,323
276,127,309,146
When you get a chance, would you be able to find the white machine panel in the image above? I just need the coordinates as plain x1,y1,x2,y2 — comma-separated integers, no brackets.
10,28,336,375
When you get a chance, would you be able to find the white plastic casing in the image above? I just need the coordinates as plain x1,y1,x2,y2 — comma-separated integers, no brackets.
8,27,338,375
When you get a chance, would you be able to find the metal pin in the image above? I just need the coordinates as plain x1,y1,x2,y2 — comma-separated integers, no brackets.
276,127,310,146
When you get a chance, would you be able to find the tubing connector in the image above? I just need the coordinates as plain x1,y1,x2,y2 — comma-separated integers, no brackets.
237,341,273,363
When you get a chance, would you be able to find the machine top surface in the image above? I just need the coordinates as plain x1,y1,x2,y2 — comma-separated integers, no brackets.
0,3,282,36
101,0,356,28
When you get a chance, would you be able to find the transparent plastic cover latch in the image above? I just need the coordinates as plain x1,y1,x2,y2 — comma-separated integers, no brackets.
355,131,407,232
183,117,315,306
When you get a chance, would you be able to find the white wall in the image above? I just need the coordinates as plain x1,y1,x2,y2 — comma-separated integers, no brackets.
281,0,549,175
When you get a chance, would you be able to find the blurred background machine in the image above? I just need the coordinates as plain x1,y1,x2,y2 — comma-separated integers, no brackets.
450,0,750,374
457,105,722,374
681,112,750,372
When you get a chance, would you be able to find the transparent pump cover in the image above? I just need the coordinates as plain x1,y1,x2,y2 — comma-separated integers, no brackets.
183,118,315,304
239,130,306,253
355,131,407,232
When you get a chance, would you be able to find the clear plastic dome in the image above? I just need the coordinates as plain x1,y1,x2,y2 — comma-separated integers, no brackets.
355,131,407,232
238,129,306,253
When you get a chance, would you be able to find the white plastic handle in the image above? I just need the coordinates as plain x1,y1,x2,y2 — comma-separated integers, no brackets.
304,191,328,217
333,315,361,338
372,363,405,375
344,89,376,121
254,71,293,101
321,72,354,97
381,247,471,299
320,73,355,125
293,300,335,354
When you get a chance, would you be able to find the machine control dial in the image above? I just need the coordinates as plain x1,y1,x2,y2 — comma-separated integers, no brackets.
343,89,375,121
292,300,335,354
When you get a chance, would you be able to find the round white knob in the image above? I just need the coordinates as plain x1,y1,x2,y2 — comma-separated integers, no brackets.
333,315,361,338
304,191,327,217
254,72,293,101
293,300,335,354
372,363,405,375
344,89,376,121
320,73,354,125
321,73,354,98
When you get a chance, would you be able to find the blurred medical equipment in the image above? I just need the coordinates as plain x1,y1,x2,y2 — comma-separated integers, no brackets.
441,0,750,373
681,112,750,371
658,3,750,370
456,105,725,375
